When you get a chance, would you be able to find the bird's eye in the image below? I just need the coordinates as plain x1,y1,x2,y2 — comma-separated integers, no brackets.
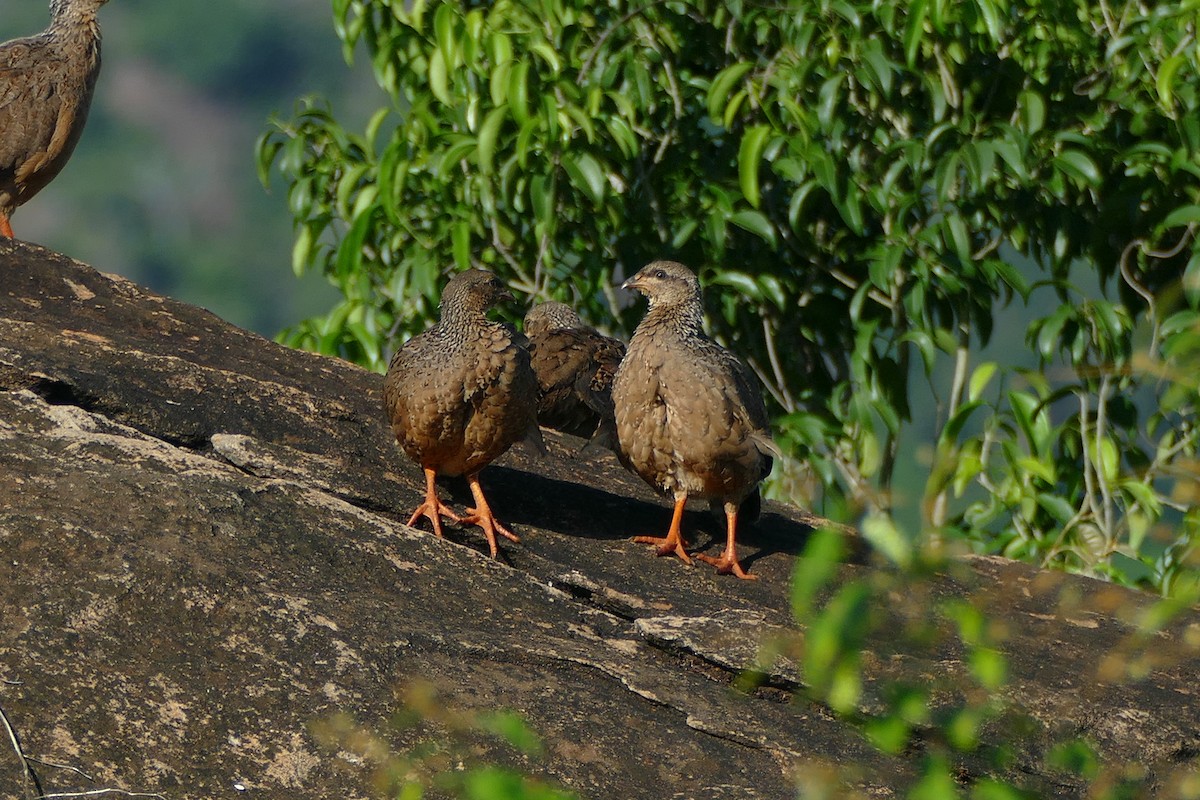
652,269,667,279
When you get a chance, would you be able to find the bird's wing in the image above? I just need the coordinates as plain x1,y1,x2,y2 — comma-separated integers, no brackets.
0,40,68,176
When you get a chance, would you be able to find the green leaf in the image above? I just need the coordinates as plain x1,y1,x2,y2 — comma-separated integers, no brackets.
478,710,544,756
791,528,846,621
903,0,930,66
1018,90,1045,134
729,210,778,247
969,646,1007,690
433,3,458,70
291,223,316,278
428,49,450,105
562,152,606,204
861,512,912,568
1162,204,1200,229
1036,493,1075,523
1157,53,1186,109
1052,150,1101,186
818,74,845,131
738,125,772,209
508,60,531,124
1096,436,1119,483
946,213,972,265
707,62,754,123
974,0,1004,44
451,220,471,270
489,60,512,106
530,41,562,74
909,756,961,800
477,105,509,175
968,362,998,403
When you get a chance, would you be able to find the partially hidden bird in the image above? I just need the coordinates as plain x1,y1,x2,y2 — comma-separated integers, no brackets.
0,0,109,239
523,301,626,449
612,260,779,579
383,269,542,559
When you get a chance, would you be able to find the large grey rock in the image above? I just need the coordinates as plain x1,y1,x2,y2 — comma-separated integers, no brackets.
0,240,1197,799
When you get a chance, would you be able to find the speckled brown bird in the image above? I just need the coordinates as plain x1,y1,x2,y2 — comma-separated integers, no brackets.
524,301,626,448
383,269,542,559
612,260,778,579
0,0,108,239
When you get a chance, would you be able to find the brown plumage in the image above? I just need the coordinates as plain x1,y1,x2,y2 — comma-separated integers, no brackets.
612,260,778,579
383,269,542,559
0,0,108,239
524,301,626,447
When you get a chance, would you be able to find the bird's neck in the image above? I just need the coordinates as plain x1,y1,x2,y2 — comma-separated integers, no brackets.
440,305,492,331
642,300,706,339
50,5,102,49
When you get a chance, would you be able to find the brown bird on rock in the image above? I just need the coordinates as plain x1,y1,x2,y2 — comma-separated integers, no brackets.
524,301,626,448
1,0,109,239
383,269,542,559
612,260,778,579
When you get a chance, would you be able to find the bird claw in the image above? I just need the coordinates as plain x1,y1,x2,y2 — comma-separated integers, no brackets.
406,499,462,539
632,535,693,565
694,551,757,580
461,508,522,544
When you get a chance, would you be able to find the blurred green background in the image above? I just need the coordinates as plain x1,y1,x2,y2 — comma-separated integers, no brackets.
1,0,376,336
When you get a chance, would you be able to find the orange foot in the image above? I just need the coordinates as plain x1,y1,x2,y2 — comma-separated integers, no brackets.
407,467,462,539
407,497,462,539
462,472,520,559
0,215,13,239
695,550,757,580
633,495,692,565
695,503,758,580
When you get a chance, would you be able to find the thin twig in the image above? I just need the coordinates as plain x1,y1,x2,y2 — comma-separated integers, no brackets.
1095,374,1117,541
578,0,670,79
1,700,41,800
25,758,94,783
931,328,972,528
35,791,166,800
760,314,796,411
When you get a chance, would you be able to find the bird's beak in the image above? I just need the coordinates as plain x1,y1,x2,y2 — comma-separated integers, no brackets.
497,287,514,304
620,275,644,292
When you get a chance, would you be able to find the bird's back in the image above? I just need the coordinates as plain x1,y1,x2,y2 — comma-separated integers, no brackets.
528,325,625,438
615,318,774,503
0,11,102,212
384,319,538,477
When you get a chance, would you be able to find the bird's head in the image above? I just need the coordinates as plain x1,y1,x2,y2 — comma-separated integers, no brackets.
51,0,110,19
621,260,702,310
523,302,584,336
440,269,514,318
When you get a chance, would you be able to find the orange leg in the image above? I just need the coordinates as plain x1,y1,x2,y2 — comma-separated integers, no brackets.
695,502,757,580
0,214,13,239
406,467,462,539
459,472,520,559
633,495,692,565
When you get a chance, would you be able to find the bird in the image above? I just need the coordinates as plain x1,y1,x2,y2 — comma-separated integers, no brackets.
523,301,626,448
382,269,543,559
0,0,109,239
612,260,779,579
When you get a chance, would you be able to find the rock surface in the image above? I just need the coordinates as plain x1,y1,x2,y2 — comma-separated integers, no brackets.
0,240,1198,799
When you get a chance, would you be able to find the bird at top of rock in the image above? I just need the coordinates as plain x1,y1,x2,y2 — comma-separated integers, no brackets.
523,301,626,448
612,259,779,580
383,269,543,559
0,0,110,239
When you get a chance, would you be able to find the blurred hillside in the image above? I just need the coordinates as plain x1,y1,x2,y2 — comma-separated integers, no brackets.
1,0,378,335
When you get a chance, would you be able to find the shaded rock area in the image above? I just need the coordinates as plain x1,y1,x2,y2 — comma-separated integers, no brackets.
0,240,1198,799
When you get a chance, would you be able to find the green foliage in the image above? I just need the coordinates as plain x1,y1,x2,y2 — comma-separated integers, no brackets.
312,680,578,799
258,0,1200,590
780,526,1200,799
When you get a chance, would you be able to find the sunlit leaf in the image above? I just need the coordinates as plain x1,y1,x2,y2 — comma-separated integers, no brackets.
738,125,772,209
